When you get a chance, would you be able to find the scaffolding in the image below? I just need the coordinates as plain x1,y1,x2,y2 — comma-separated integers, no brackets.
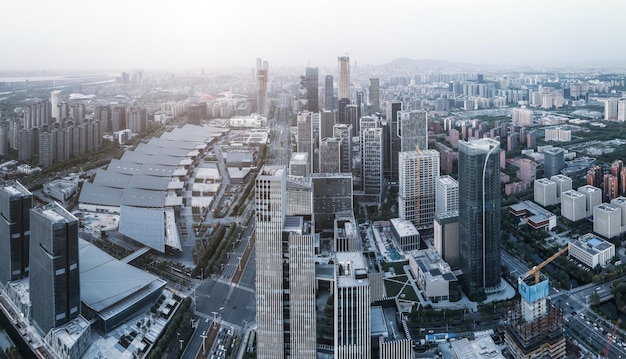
505,300,566,359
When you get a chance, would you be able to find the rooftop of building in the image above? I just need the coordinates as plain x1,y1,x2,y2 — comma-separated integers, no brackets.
550,174,572,182
562,189,585,199
35,202,76,223
543,147,564,155
438,175,458,187
535,178,555,185
290,152,308,162
595,203,620,213
450,335,504,359
336,252,369,287
1,181,31,196
578,185,601,194
80,238,167,314
611,196,626,205
389,218,419,237
50,316,90,349
409,248,457,282
572,233,614,253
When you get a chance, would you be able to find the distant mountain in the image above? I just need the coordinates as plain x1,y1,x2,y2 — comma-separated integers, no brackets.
381,58,478,69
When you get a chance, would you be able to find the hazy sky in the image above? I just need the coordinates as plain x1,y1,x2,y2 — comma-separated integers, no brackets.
2,0,625,71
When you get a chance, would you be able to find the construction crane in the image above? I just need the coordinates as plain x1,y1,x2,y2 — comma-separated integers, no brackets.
520,246,569,284
601,318,621,358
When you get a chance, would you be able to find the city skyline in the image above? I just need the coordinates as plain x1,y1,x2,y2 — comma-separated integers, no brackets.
2,0,626,71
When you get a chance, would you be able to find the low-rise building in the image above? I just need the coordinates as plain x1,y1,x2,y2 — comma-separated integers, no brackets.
408,248,457,301
568,233,615,268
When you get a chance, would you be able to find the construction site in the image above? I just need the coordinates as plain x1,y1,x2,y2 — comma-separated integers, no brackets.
504,248,567,359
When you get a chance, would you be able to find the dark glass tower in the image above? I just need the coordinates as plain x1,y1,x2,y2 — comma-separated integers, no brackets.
305,67,319,112
324,75,334,111
543,147,565,178
29,202,80,334
0,181,32,286
458,138,501,299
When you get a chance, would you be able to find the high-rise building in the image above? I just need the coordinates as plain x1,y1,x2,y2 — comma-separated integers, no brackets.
319,137,341,173
604,174,620,202
586,165,602,188
333,124,353,174
30,202,80,334
360,117,383,203
398,149,440,228
255,166,316,358
398,110,428,152
334,251,371,359
297,111,313,157
369,78,380,114
384,102,402,182
550,174,572,203
618,99,626,122
458,138,501,299
0,122,8,156
305,67,319,112
436,175,459,214
338,56,350,100
605,98,619,121
319,110,335,141
543,147,565,178
534,178,557,207
51,90,62,121
324,75,334,111
257,60,269,116
311,174,353,231
255,166,286,356
0,181,32,287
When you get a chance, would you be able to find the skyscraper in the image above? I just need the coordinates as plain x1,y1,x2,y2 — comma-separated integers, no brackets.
0,181,32,287
305,67,319,112
297,111,313,156
29,202,80,334
324,75,334,111
398,110,428,152
333,124,353,174
369,78,380,114
255,166,286,356
543,147,565,178
51,90,62,121
257,59,269,116
384,102,402,182
458,138,501,299
398,149,440,228
255,166,316,358
334,252,371,359
605,98,618,121
338,56,350,100
360,116,383,203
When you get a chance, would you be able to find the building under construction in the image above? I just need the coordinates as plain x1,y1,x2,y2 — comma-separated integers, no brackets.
505,273,566,359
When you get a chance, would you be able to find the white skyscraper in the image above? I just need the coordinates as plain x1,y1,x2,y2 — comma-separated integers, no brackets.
255,166,316,358
255,166,286,356
51,90,62,121
338,56,350,100
398,149,440,228
334,252,371,359
618,99,626,122
605,98,618,121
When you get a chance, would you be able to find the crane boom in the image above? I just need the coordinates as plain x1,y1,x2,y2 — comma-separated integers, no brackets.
602,318,621,357
520,246,569,284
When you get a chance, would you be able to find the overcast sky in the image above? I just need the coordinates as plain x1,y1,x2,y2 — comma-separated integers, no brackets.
2,0,625,72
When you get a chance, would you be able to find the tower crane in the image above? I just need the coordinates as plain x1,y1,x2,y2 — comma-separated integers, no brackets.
519,246,569,284
601,318,621,358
